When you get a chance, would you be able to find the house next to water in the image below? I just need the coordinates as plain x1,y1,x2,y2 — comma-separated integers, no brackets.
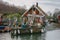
19,3,48,33
10,3,48,35
21,3,47,25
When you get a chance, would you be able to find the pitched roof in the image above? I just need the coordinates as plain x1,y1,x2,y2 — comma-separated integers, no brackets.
37,6,48,16
21,3,48,17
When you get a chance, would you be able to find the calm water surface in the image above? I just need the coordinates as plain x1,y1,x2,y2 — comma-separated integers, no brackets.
0,23,60,40
0,30,60,40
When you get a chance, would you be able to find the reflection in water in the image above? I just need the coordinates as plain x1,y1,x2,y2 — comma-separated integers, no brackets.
0,23,60,40
11,30,60,40
11,33,46,40
0,30,60,40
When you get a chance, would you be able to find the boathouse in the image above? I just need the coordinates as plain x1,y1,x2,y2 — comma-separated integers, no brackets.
21,3,47,24
11,3,48,35
19,3,48,33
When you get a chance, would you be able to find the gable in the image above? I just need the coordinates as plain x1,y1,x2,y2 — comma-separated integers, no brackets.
37,6,47,16
21,5,47,17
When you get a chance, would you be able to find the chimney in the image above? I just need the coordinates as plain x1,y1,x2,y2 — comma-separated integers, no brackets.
36,2,38,7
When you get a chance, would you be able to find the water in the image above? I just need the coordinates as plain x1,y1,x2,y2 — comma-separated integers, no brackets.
0,33,40,40
12,29,60,40
0,33,12,40
0,23,60,40
46,30,60,40
0,30,60,40
11,33,46,40
0,33,46,40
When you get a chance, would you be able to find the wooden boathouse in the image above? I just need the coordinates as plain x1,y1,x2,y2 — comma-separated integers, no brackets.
11,3,48,35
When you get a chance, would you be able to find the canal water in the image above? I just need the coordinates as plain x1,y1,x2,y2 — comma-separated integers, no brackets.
0,23,60,40
0,29,60,40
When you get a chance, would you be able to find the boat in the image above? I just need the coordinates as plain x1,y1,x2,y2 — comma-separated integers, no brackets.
0,16,11,32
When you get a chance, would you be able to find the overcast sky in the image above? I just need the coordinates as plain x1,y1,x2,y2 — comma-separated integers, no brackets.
3,0,60,14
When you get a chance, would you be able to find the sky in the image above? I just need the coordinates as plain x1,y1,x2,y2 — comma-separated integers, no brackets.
2,0,60,15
